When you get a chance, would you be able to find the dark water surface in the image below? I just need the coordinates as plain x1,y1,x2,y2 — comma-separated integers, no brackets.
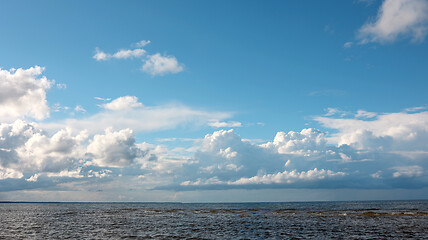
0,200,427,239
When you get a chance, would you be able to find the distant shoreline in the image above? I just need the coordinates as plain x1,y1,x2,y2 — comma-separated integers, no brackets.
1,199,427,204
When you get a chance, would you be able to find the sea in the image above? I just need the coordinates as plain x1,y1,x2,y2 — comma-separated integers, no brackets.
0,200,427,239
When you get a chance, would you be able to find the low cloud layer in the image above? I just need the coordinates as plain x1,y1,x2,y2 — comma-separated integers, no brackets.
0,66,426,194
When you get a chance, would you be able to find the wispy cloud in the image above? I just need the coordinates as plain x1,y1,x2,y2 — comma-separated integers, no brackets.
208,120,242,128
135,40,151,47
93,48,146,61
343,41,353,48
94,97,111,101
42,96,233,134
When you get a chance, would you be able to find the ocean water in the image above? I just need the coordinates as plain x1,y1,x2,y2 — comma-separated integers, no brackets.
0,200,426,239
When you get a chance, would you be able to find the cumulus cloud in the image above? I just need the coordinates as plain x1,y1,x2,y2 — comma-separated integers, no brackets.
0,119,147,184
164,129,348,190
315,110,428,151
1,98,426,193
16,128,87,172
102,96,143,111
0,66,52,121
156,107,428,190
0,120,42,169
142,53,184,76
358,0,428,43
0,120,88,173
86,128,141,167
263,128,327,156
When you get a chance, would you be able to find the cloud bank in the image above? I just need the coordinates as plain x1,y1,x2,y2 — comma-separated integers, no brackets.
0,67,426,194
1,109,427,192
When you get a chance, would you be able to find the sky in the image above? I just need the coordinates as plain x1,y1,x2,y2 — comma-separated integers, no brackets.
0,0,427,202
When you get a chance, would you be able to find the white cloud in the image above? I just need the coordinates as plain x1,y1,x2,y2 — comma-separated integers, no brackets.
102,96,143,111
0,166,23,180
88,169,112,178
171,129,300,188
218,147,238,159
343,42,353,48
371,170,383,179
263,128,327,156
355,110,377,118
0,120,87,176
93,48,146,61
56,83,67,89
94,97,111,101
93,41,184,76
405,106,427,112
93,48,109,61
135,40,151,47
231,168,346,185
315,110,428,151
208,120,242,128
324,107,348,117
392,165,423,178
26,173,40,182
358,0,428,43
16,128,87,172
158,108,428,190
142,53,184,76
181,168,346,186
112,49,146,59
42,102,233,134
46,167,84,178
86,128,141,167
0,66,52,121
0,120,41,169
52,103,69,112
0,119,143,180
74,105,86,113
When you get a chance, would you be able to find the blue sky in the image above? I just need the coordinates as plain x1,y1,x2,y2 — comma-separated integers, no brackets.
0,0,427,202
